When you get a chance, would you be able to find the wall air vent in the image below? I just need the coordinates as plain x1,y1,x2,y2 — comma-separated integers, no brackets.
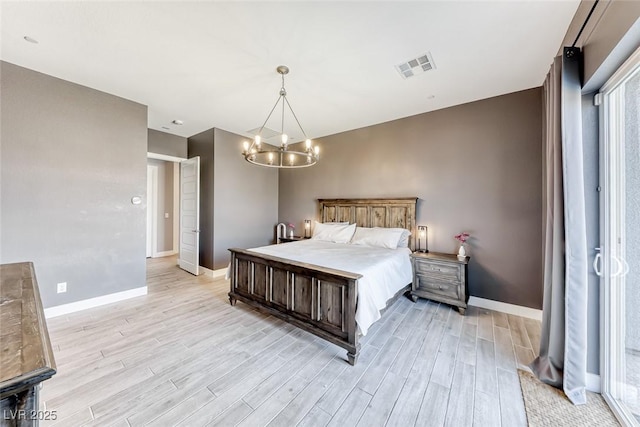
395,52,436,79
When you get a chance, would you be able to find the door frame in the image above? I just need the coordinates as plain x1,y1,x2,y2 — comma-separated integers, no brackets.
146,164,159,258
147,152,186,258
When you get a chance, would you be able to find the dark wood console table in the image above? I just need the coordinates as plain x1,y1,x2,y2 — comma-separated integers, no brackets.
1,262,56,426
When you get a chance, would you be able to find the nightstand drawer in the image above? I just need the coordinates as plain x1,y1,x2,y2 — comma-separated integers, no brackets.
415,275,459,300
414,260,460,280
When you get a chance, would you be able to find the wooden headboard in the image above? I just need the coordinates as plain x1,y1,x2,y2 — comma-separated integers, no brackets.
318,198,418,250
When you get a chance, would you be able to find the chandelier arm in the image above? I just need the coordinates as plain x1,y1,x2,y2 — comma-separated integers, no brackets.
257,94,284,137
281,92,286,139
284,97,308,138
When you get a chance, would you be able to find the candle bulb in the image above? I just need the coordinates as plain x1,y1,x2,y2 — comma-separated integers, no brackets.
417,225,428,253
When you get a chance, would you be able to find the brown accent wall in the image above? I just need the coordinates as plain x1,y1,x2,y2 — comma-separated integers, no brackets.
279,88,543,309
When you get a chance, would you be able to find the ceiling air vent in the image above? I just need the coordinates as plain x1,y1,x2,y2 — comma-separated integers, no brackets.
246,127,280,140
395,53,436,79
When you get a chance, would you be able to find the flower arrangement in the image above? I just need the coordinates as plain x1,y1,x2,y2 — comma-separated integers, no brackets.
455,232,470,258
288,223,295,230
454,232,470,244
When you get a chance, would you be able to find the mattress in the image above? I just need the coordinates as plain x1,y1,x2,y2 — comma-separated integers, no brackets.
248,239,412,335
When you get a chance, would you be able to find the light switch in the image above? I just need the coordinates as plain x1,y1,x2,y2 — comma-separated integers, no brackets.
164,213,170,219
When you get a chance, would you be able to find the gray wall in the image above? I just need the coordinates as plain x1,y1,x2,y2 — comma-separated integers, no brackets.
187,128,278,270
213,128,279,269
147,159,175,253
148,128,187,158
0,61,148,308
279,88,543,309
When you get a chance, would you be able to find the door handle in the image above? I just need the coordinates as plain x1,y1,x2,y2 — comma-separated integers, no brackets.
594,248,629,278
593,248,602,277
192,229,200,233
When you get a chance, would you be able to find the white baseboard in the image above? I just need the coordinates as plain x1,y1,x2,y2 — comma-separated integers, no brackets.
468,296,543,321
153,250,177,258
200,265,228,278
587,373,601,393
212,267,228,278
44,286,148,319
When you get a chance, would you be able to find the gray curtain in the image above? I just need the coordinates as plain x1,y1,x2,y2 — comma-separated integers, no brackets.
530,48,589,405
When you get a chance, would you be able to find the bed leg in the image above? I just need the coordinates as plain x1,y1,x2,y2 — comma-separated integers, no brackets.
347,351,358,366
229,295,236,306
458,307,466,315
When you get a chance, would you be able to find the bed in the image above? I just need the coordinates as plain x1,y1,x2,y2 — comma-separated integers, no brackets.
228,198,417,365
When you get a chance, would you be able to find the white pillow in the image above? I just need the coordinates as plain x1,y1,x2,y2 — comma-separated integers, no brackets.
397,229,411,248
312,221,356,243
350,227,404,249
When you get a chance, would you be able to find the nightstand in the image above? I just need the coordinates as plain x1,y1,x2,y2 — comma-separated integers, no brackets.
410,251,470,315
278,236,309,243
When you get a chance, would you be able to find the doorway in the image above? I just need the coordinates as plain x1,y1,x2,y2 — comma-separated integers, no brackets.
146,154,181,258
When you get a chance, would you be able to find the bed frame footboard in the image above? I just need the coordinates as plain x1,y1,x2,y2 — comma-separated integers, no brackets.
228,248,363,365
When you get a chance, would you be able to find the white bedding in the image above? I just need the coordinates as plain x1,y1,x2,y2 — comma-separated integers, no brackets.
248,239,412,335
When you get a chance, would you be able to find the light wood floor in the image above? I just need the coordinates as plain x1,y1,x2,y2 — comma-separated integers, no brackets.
41,256,541,426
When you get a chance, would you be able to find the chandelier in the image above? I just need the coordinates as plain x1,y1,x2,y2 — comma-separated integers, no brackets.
242,65,319,168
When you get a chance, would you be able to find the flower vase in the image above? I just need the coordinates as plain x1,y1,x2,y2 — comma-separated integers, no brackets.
458,244,466,259
289,230,294,238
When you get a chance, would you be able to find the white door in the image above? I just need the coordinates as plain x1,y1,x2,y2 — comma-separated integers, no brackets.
179,157,200,275
599,47,640,425
146,165,158,258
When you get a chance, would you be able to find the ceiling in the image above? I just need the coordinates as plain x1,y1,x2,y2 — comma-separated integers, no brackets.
1,1,580,142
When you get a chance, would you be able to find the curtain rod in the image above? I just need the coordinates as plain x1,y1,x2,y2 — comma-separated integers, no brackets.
572,0,600,48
